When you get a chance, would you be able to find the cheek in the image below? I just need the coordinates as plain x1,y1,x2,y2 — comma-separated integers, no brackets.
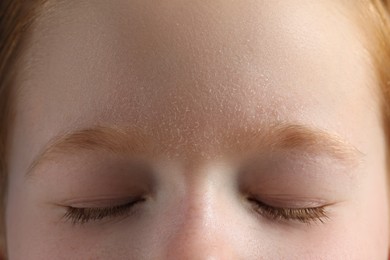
360,124,390,255
5,171,40,258
357,164,389,255
328,154,390,258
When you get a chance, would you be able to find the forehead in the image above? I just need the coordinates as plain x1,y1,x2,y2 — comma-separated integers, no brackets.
13,1,376,161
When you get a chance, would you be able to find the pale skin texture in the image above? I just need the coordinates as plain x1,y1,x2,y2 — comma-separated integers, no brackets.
5,0,390,259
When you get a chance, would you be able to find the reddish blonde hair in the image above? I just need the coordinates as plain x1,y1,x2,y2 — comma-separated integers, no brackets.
362,1,390,146
0,0,389,258
0,0,49,256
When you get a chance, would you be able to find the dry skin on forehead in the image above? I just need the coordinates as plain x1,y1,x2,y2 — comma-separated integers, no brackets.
11,0,380,166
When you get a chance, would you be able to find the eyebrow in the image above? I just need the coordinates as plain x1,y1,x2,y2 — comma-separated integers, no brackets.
26,123,364,177
26,125,155,177
234,123,364,166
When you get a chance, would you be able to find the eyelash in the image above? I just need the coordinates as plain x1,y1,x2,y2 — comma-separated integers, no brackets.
62,197,329,225
248,198,329,224
63,198,146,225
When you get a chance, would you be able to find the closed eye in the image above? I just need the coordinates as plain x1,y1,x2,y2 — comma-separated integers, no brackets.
248,197,330,224
62,197,146,225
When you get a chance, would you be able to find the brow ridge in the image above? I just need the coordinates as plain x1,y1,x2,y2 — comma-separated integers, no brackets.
26,123,364,177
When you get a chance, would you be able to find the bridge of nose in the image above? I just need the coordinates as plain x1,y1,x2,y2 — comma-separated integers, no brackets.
160,162,242,259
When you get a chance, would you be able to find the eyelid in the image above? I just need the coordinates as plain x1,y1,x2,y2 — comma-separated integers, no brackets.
251,194,331,209
62,197,146,225
244,191,336,224
61,197,140,208
247,196,332,224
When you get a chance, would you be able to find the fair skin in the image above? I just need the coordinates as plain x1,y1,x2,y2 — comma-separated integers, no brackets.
5,0,389,259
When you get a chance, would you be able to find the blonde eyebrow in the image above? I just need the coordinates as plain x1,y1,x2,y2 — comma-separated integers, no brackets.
26,123,364,177
26,125,154,177
235,123,364,166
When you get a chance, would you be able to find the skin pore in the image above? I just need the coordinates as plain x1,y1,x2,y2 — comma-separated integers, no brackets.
5,0,390,259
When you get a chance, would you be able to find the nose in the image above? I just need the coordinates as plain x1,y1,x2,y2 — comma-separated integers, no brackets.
165,223,236,260
164,187,239,260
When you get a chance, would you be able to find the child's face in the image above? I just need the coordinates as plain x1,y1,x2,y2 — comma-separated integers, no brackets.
5,1,389,259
